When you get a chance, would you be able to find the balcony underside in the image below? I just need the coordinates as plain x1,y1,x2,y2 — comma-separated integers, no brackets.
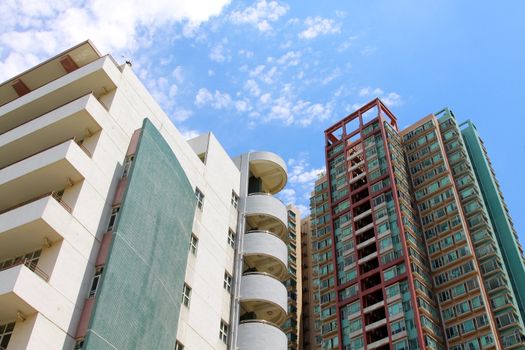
0,196,68,260
0,264,73,328
0,93,103,169
249,152,288,194
0,56,118,134
0,140,87,213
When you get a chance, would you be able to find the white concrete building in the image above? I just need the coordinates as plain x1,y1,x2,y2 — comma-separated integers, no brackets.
0,41,290,350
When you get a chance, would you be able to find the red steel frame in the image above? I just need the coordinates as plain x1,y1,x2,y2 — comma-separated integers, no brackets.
324,99,426,350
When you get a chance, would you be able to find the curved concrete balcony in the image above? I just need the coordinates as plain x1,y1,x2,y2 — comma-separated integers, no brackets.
0,139,89,213
245,193,287,239
240,272,287,325
243,230,288,281
0,93,104,169
237,320,287,350
248,152,287,194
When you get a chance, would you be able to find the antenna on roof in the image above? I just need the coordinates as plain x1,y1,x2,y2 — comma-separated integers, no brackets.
121,55,132,67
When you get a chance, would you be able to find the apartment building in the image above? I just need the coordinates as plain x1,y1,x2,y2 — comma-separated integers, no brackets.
300,214,318,350
0,41,293,350
303,99,525,349
282,204,302,350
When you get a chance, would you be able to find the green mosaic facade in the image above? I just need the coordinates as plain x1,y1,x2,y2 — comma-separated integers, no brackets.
460,120,525,325
84,119,196,350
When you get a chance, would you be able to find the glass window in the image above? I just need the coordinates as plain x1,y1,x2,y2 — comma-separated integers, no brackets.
219,320,229,343
182,283,191,307
107,206,120,231
0,322,15,350
228,229,236,248
223,272,232,293
231,190,239,209
88,267,103,298
195,188,205,210
189,234,198,255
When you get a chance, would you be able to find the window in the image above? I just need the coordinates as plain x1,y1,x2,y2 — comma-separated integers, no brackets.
107,206,120,231
175,340,184,350
195,188,205,210
88,267,103,298
182,283,191,307
219,320,229,343
74,338,84,350
223,272,232,293
0,322,15,350
388,302,403,317
122,154,134,177
228,229,236,248
231,191,239,209
189,234,198,255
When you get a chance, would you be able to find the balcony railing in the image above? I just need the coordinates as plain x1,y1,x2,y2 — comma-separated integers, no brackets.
0,190,71,216
1,91,94,135
0,258,49,281
0,137,90,172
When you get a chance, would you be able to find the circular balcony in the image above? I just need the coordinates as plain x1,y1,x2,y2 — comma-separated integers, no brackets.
248,152,287,194
243,230,288,281
245,193,287,239
237,320,287,350
240,272,287,326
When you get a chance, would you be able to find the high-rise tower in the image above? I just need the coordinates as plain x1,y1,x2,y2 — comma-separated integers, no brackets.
305,98,525,350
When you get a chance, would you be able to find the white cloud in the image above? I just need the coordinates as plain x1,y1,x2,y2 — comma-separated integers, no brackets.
321,68,341,85
179,127,200,140
172,108,193,122
361,46,377,56
358,86,403,107
0,0,231,80
194,88,234,110
299,16,341,40
278,188,296,205
382,92,402,107
238,49,254,58
172,66,184,83
209,42,231,62
281,154,325,215
213,90,232,109
244,79,261,96
229,0,289,32
260,93,272,104
168,84,178,98
235,99,251,112
195,87,214,106
276,51,301,66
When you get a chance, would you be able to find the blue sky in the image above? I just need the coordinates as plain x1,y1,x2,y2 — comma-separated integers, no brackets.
1,1,524,245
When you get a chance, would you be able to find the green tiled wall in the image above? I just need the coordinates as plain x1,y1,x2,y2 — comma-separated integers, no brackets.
84,119,196,349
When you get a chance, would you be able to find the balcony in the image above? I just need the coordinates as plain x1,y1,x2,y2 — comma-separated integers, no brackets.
0,194,92,260
0,93,104,169
367,336,390,350
240,273,287,325
237,320,287,350
0,264,73,330
243,230,288,281
0,55,119,135
245,193,288,239
248,152,287,194
0,140,89,213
